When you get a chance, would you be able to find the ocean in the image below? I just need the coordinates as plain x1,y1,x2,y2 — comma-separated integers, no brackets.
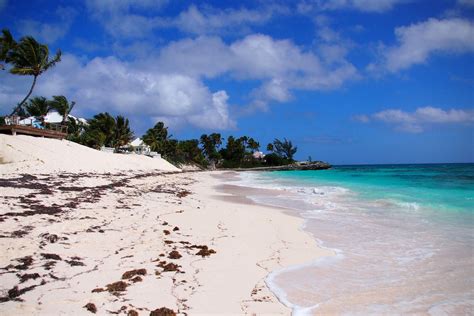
234,164,474,315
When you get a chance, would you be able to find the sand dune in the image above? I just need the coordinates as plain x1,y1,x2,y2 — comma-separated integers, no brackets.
0,135,179,174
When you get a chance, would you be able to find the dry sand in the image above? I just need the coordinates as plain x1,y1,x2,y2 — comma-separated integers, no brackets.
0,135,179,174
0,135,331,315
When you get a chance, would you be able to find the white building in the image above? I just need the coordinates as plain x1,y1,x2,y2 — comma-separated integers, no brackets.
252,151,265,159
130,138,151,155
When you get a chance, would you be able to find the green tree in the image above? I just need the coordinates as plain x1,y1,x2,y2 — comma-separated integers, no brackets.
247,138,260,151
87,112,116,147
8,36,61,115
273,138,297,162
25,96,50,117
266,143,274,152
66,118,86,142
0,29,16,70
200,133,222,169
142,121,170,153
49,95,75,124
179,139,206,166
219,136,247,167
113,115,134,151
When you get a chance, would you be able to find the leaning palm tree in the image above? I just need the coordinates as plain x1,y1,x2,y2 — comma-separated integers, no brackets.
8,36,61,116
0,29,16,70
49,95,75,123
25,96,50,117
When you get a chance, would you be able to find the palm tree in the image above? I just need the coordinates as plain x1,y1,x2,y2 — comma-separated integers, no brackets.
25,96,50,117
88,112,116,147
200,133,222,169
247,138,260,151
49,95,75,123
273,138,298,162
8,36,61,115
114,115,134,151
142,121,170,153
0,29,16,70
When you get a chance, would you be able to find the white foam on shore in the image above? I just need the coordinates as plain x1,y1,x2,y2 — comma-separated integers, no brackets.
228,171,474,314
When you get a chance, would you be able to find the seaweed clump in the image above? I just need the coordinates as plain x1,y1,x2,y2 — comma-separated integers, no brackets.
122,268,147,279
106,281,128,293
84,302,97,313
150,307,176,316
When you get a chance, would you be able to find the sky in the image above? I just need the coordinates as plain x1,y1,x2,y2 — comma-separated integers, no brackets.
0,0,473,164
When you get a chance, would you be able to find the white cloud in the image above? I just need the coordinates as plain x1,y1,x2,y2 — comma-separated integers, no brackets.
17,20,69,44
170,5,285,35
458,0,474,6
298,0,406,13
1,33,357,129
16,6,77,43
151,34,357,108
352,114,370,123
357,106,474,132
85,0,168,39
86,2,285,38
373,18,474,72
85,0,168,14
0,0,6,12
0,55,235,130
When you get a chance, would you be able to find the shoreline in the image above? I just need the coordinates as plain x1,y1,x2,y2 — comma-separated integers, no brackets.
0,168,331,314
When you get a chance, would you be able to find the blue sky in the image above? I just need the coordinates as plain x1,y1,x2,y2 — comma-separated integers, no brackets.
1,0,473,164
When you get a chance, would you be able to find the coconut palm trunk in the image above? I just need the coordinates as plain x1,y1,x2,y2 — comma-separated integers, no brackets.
10,75,37,116
6,35,61,117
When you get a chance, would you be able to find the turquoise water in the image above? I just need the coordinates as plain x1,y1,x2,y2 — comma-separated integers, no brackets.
234,164,474,314
271,163,474,213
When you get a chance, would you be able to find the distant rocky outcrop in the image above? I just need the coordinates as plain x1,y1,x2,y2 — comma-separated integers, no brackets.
236,161,331,171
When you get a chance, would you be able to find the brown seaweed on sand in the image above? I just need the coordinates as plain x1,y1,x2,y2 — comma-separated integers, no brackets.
130,276,143,283
168,251,182,259
157,261,180,272
84,302,97,313
91,288,105,293
0,284,38,303
13,256,34,270
150,307,176,316
188,245,216,257
19,273,40,283
122,268,147,279
41,253,62,260
106,281,128,293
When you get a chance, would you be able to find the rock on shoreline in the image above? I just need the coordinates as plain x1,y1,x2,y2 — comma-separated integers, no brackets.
234,161,332,172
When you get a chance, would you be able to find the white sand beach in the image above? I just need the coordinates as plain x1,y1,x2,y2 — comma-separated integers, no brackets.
0,135,180,174
0,135,331,315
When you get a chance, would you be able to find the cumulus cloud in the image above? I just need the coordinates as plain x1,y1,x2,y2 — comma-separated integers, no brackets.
0,0,6,12
356,106,474,132
352,114,370,123
85,0,168,38
86,1,286,38
371,18,474,72
16,6,77,43
298,0,407,13
0,55,235,130
169,5,286,35
458,0,474,6
85,0,168,14
151,34,357,108
1,33,357,129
